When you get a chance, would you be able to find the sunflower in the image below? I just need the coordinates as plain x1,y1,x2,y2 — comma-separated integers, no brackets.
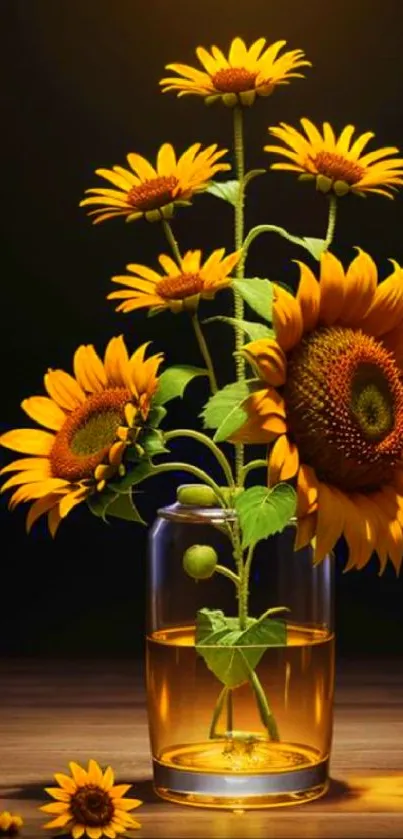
80,142,230,224
108,247,241,315
238,249,403,572
40,759,142,838
160,36,310,107
264,119,403,197
0,812,23,836
0,337,163,536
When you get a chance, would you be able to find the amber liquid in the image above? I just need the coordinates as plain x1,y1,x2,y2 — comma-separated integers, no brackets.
146,624,334,806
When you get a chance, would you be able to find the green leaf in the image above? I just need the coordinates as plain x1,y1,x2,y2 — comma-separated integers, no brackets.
141,428,169,457
87,488,118,521
109,459,156,493
206,179,240,206
104,491,145,524
302,237,327,261
232,278,273,323
235,484,297,549
201,378,261,443
203,316,275,342
244,168,266,187
147,404,167,428
195,608,286,688
154,365,208,405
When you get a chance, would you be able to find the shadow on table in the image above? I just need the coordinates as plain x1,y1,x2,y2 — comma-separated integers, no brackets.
0,777,351,806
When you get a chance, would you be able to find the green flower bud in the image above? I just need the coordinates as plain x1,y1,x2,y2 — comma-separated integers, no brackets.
333,179,350,197
222,93,238,107
298,173,316,182
183,544,218,580
177,484,218,507
316,174,333,193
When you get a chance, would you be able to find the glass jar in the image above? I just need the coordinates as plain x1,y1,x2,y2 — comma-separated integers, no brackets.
146,501,334,809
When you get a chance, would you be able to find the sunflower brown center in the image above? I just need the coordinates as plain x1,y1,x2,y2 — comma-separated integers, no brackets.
127,175,179,211
70,785,114,827
212,67,257,93
311,151,364,185
158,272,204,300
284,326,403,492
50,387,131,482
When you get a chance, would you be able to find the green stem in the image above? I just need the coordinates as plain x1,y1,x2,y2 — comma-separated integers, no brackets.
233,105,246,486
240,459,267,485
239,650,279,741
226,690,233,734
238,544,254,627
257,606,290,623
162,219,182,264
209,686,229,738
215,565,240,587
325,194,337,249
143,461,227,506
164,429,234,487
191,313,218,395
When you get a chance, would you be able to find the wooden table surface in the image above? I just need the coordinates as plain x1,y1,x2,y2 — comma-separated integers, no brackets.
1,659,402,838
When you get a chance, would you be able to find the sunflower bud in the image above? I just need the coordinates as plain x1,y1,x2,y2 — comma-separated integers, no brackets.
183,544,218,580
333,179,350,197
177,484,218,507
316,174,333,193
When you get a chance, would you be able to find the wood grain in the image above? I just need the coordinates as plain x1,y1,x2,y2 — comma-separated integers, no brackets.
1,659,403,838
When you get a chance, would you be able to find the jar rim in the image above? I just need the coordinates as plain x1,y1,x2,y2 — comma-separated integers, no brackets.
157,502,236,523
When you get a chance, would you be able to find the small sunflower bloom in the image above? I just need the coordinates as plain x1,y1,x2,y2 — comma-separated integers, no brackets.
40,759,142,838
80,142,230,224
0,337,163,536
160,36,310,107
108,248,241,315
237,249,403,573
0,812,23,836
264,119,403,197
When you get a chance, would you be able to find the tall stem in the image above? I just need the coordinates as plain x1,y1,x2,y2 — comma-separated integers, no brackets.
164,429,234,486
325,194,337,249
233,105,246,486
191,313,218,395
162,219,182,264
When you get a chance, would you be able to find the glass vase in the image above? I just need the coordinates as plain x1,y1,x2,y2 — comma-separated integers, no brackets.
146,500,334,809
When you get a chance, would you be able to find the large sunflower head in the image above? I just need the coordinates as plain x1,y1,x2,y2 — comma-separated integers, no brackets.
264,119,403,197
108,247,241,315
80,142,230,224
0,337,163,536
40,758,142,837
160,36,310,107
238,249,403,573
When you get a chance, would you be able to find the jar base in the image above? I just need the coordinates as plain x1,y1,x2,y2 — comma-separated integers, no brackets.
152,741,329,809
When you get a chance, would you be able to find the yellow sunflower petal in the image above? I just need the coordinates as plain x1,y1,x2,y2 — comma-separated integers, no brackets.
268,435,299,483
273,286,303,352
1,468,52,492
87,759,104,785
295,261,320,333
44,787,71,803
86,828,103,839
342,494,378,571
358,263,403,337
296,464,318,516
102,766,115,790
42,814,71,829
318,251,346,325
156,143,177,175
73,346,107,393
8,480,68,510
45,370,86,411
69,761,89,786
109,785,132,799
59,488,88,519
0,428,54,455
54,772,77,793
241,338,287,386
48,504,62,538
104,336,130,387
40,802,70,814
295,512,317,551
0,456,50,475
72,826,86,839
21,396,66,431
314,484,345,564
126,152,157,180
113,798,142,812
337,249,378,326
102,828,117,839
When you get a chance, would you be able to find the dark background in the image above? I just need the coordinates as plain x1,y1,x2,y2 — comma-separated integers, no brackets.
1,0,402,658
